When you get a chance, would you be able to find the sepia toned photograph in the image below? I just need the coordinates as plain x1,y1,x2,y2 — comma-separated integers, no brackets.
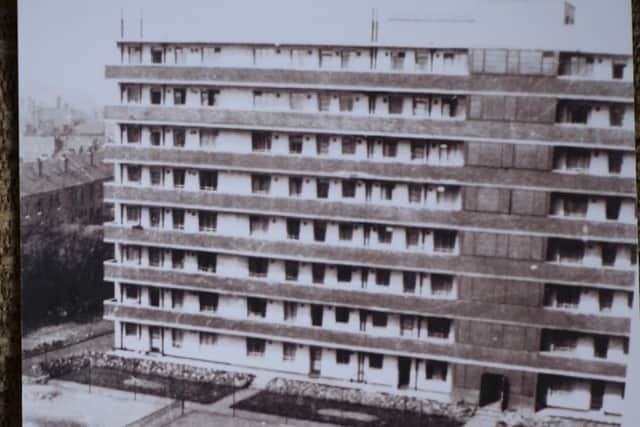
18,0,639,426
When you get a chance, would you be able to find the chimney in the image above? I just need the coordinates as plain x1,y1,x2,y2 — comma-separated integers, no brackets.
37,158,42,177
63,156,69,173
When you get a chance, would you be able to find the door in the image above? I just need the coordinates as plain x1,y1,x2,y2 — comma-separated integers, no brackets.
398,357,411,389
357,352,365,383
309,347,322,376
149,327,162,353
311,305,323,327
479,373,509,410
149,288,160,307
590,380,605,410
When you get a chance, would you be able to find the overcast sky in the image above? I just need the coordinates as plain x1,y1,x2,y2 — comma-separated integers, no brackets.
18,0,632,111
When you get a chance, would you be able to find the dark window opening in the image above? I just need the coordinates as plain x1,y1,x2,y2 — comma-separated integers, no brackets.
316,180,329,198
599,289,614,311
252,132,272,152
199,292,218,312
337,265,352,282
428,318,451,339
172,209,185,230
247,297,267,317
336,350,351,364
173,88,186,105
606,198,622,220
289,177,302,197
312,263,325,284
342,180,357,198
173,129,186,147
335,307,350,323
289,135,303,154
200,171,218,191
248,257,269,277
342,137,356,155
150,89,162,105
311,305,323,326
151,48,163,63
372,312,388,327
602,243,617,266
612,63,626,79
610,105,625,127
338,224,353,241
286,218,300,240
369,353,383,369
375,269,390,286
251,174,271,194
246,338,266,356
314,221,327,242
285,261,299,281
608,151,623,174
403,272,416,293
197,252,217,272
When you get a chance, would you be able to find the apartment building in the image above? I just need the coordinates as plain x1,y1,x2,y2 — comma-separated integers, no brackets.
102,35,636,418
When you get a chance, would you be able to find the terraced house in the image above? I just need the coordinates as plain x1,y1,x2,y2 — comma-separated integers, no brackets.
101,13,636,420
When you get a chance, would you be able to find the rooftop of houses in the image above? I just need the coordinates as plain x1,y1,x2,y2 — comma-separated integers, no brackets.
20,148,112,198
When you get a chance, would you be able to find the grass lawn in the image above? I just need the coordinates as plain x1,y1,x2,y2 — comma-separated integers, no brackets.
59,366,236,404
233,390,464,427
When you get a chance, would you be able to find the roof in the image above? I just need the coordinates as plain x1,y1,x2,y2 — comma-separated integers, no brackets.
115,0,632,55
19,148,112,197
19,136,56,163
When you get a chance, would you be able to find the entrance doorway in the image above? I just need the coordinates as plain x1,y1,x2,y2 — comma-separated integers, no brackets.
149,327,162,353
398,357,411,388
590,380,605,410
309,347,322,377
356,352,365,383
479,373,509,410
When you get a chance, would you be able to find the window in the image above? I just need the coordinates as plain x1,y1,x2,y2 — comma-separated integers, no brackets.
612,62,626,80
388,96,403,115
247,297,267,317
335,307,350,323
173,129,186,148
149,247,164,267
249,215,269,235
338,224,353,241
199,170,217,191
403,272,416,293
171,250,185,269
200,332,217,347
124,245,141,264
126,86,141,103
318,94,331,112
200,129,218,148
372,312,388,327
342,137,356,155
380,183,394,201
248,257,268,277
284,301,298,320
339,94,354,112
285,261,299,281
382,142,397,157
150,167,163,186
610,105,625,127
172,209,185,230
316,136,330,155
252,133,272,152
197,252,216,272
246,338,266,357
434,231,456,253
124,323,138,337
199,211,217,232
605,198,622,220
411,142,425,160
377,226,393,244
313,221,327,242
150,88,162,105
289,177,303,196
562,148,591,171
337,265,352,282
608,152,623,174
126,165,141,183
151,48,163,64
375,269,390,286
549,239,585,264
199,292,218,312
286,219,300,240
126,206,141,223
560,194,588,217
601,243,616,266
173,169,186,189
173,88,186,105
283,343,296,361
599,290,614,312
149,129,162,146
251,175,271,194
289,135,303,154
408,185,422,203
427,318,450,339
336,350,351,364
171,290,184,309
369,354,383,369
342,180,356,198
312,263,325,284
316,179,330,198
426,361,448,381
201,89,217,106
557,102,590,124
431,275,453,296
124,284,138,300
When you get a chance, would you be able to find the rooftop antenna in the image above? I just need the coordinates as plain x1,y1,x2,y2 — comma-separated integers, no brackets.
139,9,144,39
120,8,124,39
370,8,375,42
374,8,379,42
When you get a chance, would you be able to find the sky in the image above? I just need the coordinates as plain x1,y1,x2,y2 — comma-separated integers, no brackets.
18,0,633,111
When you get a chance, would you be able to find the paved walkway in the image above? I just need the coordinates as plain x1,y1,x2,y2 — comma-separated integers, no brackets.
463,402,502,427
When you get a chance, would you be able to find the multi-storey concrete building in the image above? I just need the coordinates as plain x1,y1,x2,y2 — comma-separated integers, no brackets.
101,24,636,419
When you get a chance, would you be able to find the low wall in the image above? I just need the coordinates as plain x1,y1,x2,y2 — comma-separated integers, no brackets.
39,351,254,388
264,377,476,423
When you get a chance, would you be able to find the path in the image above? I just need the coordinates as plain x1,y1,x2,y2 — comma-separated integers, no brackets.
463,402,502,427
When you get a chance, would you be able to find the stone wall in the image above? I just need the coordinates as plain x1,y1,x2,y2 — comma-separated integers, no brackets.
264,377,476,423
39,351,254,388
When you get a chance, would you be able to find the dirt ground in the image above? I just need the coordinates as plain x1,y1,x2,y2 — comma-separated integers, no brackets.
22,380,171,427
